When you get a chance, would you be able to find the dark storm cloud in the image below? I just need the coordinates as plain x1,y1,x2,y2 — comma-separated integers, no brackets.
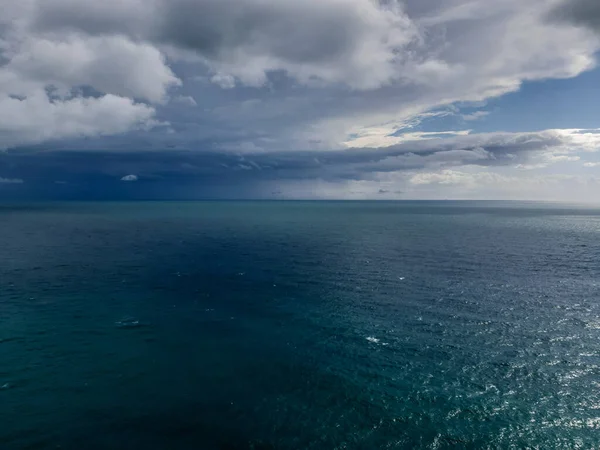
157,0,357,63
0,129,589,199
551,0,600,31
35,0,358,61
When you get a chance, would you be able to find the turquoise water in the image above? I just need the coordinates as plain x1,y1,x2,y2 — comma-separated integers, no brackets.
1,201,600,449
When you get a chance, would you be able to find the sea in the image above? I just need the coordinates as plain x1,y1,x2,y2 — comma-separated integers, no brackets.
1,201,599,449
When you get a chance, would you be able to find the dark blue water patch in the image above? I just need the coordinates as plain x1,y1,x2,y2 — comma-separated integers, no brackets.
1,201,600,449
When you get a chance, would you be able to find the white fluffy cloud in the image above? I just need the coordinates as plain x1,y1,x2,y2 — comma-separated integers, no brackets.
0,0,180,148
0,93,157,148
5,35,179,103
120,174,138,182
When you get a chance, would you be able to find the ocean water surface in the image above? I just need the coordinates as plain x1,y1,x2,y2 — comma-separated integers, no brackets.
1,201,600,449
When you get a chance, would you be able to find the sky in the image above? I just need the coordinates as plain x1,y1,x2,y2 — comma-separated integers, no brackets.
1,0,600,201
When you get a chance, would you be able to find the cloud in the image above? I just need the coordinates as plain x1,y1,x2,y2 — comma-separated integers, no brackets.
0,0,596,154
244,171,600,201
6,35,180,103
210,73,236,89
313,129,600,180
0,94,158,149
551,0,600,32
584,162,600,167
0,0,180,149
0,177,23,184
462,111,490,121
402,168,600,201
409,170,508,186
173,95,197,106
120,174,138,181
0,0,599,204
3,127,600,200
9,128,599,184
33,0,417,90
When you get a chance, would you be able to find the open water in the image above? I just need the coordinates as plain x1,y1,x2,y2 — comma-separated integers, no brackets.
1,201,600,449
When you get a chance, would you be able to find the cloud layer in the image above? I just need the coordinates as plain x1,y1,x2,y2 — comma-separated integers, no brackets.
0,0,599,199
2,128,599,200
